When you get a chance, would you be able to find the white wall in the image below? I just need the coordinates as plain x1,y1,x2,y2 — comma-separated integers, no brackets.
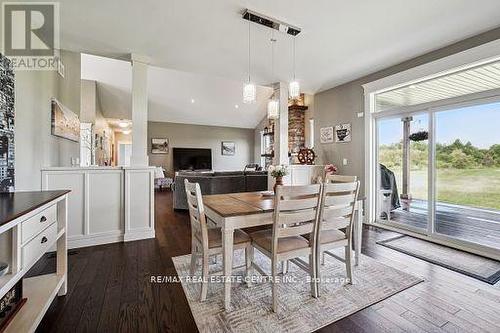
14,50,81,190
148,121,254,176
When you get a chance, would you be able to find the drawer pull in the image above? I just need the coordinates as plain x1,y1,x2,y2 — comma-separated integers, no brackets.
40,216,47,223
41,236,48,244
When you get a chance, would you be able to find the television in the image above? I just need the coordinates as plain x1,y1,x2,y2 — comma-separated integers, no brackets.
173,148,212,171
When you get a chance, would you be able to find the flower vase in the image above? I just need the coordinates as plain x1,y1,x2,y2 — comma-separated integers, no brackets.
273,176,283,193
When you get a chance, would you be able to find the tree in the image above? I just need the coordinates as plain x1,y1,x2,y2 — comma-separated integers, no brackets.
449,149,475,169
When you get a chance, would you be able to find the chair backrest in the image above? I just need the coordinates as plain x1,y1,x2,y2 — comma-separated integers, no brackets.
319,180,360,243
184,179,209,247
325,174,358,183
273,184,322,252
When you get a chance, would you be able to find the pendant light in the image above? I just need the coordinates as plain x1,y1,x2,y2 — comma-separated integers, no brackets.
289,36,300,98
243,16,256,104
267,31,279,119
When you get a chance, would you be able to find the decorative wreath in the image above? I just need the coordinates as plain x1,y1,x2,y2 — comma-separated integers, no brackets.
409,131,429,142
297,148,316,165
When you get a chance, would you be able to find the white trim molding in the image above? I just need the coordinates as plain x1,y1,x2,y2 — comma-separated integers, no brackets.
41,166,155,249
124,167,156,242
362,39,500,259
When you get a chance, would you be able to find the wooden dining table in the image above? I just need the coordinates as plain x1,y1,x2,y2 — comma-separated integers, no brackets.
203,191,364,311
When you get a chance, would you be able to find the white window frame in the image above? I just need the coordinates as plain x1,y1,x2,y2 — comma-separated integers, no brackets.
363,39,500,260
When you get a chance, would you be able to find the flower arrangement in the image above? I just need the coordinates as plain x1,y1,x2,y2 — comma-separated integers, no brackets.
268,165,288,178
324,164,338,175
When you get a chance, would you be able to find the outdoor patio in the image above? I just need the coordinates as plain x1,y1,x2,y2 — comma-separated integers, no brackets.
385,200,500,250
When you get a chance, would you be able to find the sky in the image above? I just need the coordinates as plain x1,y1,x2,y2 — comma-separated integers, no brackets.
378,101,500,149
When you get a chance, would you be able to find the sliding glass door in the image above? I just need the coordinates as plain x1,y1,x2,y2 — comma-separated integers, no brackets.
377,113,429,233
375,100,500,252
434,102,500,250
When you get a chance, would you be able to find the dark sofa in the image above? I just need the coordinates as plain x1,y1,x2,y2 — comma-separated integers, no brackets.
172,171,268,210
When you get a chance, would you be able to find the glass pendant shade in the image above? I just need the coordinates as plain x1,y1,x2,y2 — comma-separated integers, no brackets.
267,99,279,119
243,82,256,104
289,80,300,99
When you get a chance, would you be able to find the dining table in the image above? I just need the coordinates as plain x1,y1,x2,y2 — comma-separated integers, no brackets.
202,191,364,311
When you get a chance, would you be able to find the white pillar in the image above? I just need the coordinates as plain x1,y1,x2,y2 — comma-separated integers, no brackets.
274,81,289,165
130,54,150,166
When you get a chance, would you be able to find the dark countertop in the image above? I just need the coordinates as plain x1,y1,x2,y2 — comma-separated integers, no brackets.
0,190,70,227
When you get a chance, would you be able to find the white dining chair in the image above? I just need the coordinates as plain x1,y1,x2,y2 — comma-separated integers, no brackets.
248,184,322,312
184,179,253,301
315,177,360,294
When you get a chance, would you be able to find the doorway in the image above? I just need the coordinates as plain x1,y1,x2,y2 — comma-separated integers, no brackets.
374,100,500,253
117,143,132,166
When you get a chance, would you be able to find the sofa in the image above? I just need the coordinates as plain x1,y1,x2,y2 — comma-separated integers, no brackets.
172,170,268,210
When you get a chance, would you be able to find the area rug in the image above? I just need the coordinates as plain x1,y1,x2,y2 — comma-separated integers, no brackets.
377,235,500,284
172,249,423,332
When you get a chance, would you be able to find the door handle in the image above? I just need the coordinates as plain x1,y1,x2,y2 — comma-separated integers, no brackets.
41,236,48,244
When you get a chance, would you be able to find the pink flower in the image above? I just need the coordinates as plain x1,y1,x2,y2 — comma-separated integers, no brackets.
324,164,338,174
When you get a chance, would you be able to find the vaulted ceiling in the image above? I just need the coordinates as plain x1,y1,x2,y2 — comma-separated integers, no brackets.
67,0,500,127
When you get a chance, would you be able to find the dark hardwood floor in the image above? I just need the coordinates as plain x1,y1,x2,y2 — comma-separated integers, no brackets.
31,191,500,333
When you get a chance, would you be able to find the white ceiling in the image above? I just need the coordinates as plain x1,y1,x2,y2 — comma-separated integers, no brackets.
81,54,272,128
59,0,500,92
69,0,500,127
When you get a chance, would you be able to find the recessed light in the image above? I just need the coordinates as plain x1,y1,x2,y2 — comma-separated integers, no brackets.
191,98,195,104
234,104,239,109
122,130,131,135
118,120,129,128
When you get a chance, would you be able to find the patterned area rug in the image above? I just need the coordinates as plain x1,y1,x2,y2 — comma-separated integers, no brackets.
377,235,500,284
172,249,423,332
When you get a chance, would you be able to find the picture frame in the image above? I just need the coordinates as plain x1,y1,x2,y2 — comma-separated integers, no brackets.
335,123,352,143
51,98,80,142
221,141,235,155
320,126,334,144
151,138,169,154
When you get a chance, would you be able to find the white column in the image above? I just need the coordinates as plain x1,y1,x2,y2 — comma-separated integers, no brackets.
130,54,150,166
274,81,289,165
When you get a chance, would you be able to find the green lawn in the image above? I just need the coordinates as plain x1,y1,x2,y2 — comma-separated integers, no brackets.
393,168,500,210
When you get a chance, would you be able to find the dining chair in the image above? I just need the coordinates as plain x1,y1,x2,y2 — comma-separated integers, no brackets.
249,184,322,312
315,177,359,294
184,179,253,301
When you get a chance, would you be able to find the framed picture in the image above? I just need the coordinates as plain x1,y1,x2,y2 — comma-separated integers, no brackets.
151,138,169,154
51,98,80,142
320,126,334,144
335,123,352,143
221,141,235,155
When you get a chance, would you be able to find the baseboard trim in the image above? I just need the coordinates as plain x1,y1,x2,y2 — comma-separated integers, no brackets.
68,232,124,249
124,229,155,242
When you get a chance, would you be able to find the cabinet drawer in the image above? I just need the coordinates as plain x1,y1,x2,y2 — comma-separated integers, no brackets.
22,222,57,268
21,204,57,243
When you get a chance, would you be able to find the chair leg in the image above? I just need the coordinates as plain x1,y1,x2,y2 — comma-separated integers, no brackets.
281,260,289,275
190,242,198,275
310,254,318,298
200,252,209,301
271,259,278,312
189,252,198,275
211,255,217,264
315,249,321,298
245,244,253,287
345,245,353,285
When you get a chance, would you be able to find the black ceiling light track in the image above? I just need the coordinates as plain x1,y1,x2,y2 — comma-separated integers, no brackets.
242,9,301,36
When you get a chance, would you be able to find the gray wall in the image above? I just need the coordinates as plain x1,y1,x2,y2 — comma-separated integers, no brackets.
148,121,255,176
314,27,500,195
15,50,81,190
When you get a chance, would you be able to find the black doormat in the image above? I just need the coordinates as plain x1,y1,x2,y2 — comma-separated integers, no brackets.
377,235,500,285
